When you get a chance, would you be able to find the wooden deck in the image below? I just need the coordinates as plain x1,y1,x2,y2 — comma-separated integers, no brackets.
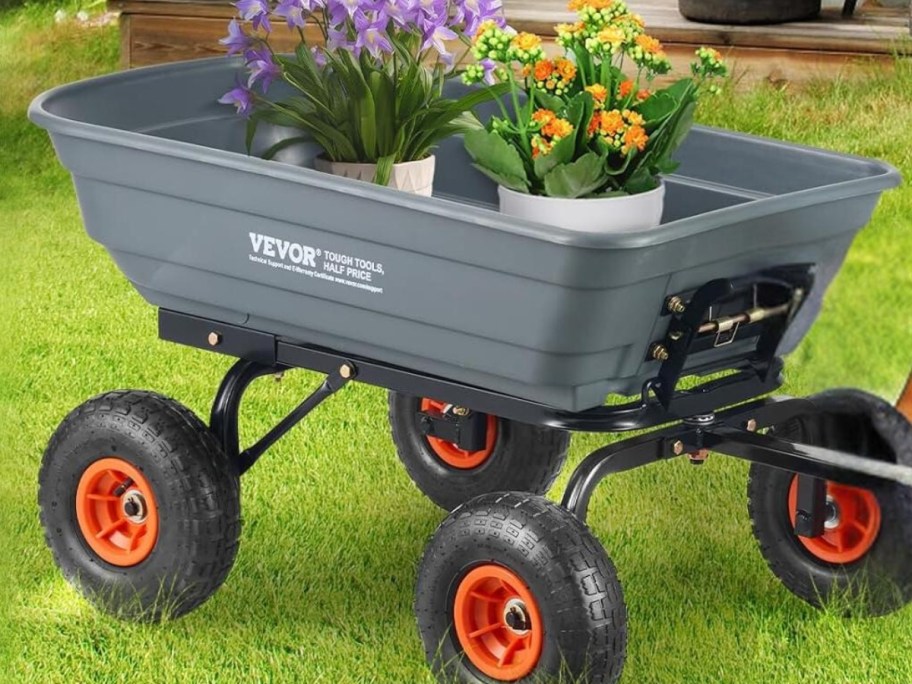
110,0,910,85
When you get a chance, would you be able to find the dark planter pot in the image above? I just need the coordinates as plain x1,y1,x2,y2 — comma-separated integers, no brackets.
679,0,821,24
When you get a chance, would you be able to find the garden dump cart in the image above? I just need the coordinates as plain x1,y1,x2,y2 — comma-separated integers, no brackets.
30,57,912,684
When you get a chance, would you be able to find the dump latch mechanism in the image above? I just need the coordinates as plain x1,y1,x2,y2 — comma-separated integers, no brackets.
647,265,815,409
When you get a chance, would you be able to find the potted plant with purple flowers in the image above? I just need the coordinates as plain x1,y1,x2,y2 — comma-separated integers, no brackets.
218,0,508,195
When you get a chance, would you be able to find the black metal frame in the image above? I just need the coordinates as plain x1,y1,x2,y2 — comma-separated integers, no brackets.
159,268,912,539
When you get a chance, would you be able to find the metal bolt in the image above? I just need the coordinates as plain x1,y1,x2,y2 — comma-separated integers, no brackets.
451,406,470,417
651,344,670,361
746,418,758,432
207,331,222,347
688,449,710,465
672,440,685,455
339,364,354,379
666,296,687,314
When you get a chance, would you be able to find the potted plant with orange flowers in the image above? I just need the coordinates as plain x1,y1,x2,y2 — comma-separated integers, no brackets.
462,0,727,231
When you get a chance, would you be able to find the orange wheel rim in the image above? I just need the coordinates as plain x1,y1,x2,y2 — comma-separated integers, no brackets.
76,457,159,566
788,477,881,564
421,399,497,470
453,564,543,681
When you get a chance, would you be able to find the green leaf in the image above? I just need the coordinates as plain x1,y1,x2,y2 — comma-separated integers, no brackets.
464,128,529,191
245,115,260,155
543,152,608,198
256,107,305,129
660,78,694,103
374,154,395,186
532,132,575,179
570,92,595,157
470,163,529,193
260,135,312,161
655,158,681,174
625,167,660,194
637,93,677,125
532,89,564,112
369,70,396,155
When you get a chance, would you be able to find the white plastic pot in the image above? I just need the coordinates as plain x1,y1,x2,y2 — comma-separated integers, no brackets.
498,182,665,232
314,155,435,196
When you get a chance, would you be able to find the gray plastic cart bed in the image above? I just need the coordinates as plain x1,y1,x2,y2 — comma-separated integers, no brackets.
29,57,900,412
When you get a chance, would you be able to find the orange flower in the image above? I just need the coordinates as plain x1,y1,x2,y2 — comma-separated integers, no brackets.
595,110,625,137
556,21,585,35
617,80,634,98
636,88,650,101
554,58,577,82
588,114,600,136
586,84,608,105
623,109,644,126
512,32,542,52
474,19,498,40
597,26,625,48
532,109,556,126
542,118,574,139
703,47,722,62
635,34,663,55
622,125,649,153
569,0,615,9
533,59,554,82
531,135,553,158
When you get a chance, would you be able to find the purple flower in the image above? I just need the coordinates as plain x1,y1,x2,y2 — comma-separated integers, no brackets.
244,44,271,64
332,0,364,18
218,82,255,117
327,23,353,51
479,57,497,85
454,0,503,35
274,0,307,28
219,19,252,56
311,46,327,66
422,20,456,56
236,0,271,32
248,53,281,92
371,0,408,27
354,12,393,58
414,0,446,20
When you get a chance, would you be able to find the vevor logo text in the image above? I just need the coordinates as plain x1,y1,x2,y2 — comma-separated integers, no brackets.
249,232,317,267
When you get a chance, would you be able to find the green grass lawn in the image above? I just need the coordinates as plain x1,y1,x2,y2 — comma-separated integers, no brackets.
2,6,912,682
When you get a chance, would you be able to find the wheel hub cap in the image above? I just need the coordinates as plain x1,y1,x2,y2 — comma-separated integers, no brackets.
76,457,159,567
453,564,543,681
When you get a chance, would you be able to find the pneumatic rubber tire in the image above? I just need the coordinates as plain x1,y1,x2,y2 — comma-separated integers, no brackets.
416,492,627,683
39,390,241,621
748,389,912,616
388,392,570,511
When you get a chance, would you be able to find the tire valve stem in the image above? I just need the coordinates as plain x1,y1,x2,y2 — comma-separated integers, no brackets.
113,477,134,497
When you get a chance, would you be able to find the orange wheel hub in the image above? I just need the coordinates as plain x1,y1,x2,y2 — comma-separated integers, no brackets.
421,399,497,469
788,476,881,564
76,457,159,566
453,564,543,681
